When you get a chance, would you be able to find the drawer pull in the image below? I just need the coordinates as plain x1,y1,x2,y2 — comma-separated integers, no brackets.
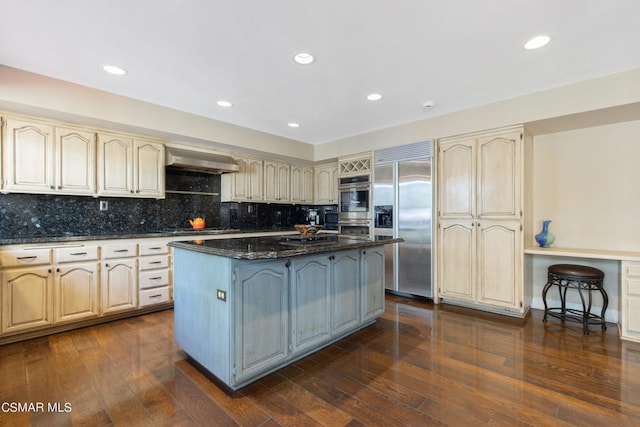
150,276,163,280
70,252,88,256
17,256,37,260
114,249,129,253
149,261,162,264
149,247,163,250
149,294,162,298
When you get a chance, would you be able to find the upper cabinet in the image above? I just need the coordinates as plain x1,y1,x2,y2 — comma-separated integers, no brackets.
290,164,314,204
97,133,164,198
314,163,339,204
1,116,96,195
1,113,164,198
221,156,264,202
264,160,290,203
438,129,522,220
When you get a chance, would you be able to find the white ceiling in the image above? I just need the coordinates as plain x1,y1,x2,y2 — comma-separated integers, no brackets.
1,1,639,145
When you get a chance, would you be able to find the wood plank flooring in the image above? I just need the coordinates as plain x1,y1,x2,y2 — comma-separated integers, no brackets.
2,294,640,426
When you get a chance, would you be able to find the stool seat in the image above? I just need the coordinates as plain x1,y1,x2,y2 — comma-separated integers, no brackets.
542,263,607,334
548,264,604,280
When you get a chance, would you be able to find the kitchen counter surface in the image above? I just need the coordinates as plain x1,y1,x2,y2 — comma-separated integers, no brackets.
0,228,300,245
169,234,402,260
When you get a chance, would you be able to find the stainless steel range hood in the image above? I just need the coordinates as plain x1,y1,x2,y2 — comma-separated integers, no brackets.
165,147,239,174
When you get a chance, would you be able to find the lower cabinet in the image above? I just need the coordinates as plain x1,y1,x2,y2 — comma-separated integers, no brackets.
234,260,289,384
1,266,53,334
621,261,640,342
290,254,332,354
55,262,100,323
173,245,387,390
101,259,137,314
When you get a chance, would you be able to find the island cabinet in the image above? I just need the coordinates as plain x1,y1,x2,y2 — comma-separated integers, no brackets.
436,126,532,317
172,244,387,390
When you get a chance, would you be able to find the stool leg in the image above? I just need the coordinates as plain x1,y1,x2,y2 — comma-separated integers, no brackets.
583,284,592,335
542,279,553,323
600,287,609,331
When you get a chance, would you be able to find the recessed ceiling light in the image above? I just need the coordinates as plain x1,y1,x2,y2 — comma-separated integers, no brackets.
217,100,233,107
367,93,383,101
293,52,315,65
524,35,551,50
102,65,127,75
288,122,300,128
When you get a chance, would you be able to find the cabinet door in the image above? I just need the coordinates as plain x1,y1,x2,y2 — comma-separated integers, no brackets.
101,259,137,314
314,164,338,204
361,246,385,322
291,165,314,203
332,250,360,334
291,255,331,353
234,261,288,383
55,262,100,323
2,117,54,192
477,131,522,219
437,220,475,301
438,137,475,219
247,158,264,201
476,221,522,311
134,139,165,198
264,160,288,202
621,262,640,341
55,126,96,194
97,133,134,196
2,266,53,333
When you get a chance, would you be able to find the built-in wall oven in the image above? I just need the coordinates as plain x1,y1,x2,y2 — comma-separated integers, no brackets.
338,174,372,239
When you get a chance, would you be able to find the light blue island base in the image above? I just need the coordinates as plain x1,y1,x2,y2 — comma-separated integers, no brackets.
171,238,392,390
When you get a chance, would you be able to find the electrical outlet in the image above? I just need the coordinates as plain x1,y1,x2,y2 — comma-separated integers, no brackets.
217,289,227,301
99,201,108,211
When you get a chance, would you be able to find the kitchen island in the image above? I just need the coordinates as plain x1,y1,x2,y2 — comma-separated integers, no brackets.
169,234,401,390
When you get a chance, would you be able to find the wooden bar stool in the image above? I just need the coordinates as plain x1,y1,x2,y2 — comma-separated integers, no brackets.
542,264,608,334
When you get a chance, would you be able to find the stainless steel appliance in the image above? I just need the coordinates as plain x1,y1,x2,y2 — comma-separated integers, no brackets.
374,141,432,298
338,174,372,238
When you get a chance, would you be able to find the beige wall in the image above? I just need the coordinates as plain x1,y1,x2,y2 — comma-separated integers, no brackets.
532,120,640,252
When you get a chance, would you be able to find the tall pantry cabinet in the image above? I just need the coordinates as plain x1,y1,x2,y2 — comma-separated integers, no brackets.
436,126,533,317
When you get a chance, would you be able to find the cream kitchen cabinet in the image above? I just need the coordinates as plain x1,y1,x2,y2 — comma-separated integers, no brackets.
54,245,100,323
101,242,138,314
264,160,290,202
314,163,339,204
290,164,314,204
1,247,53,334
138,242,171,307
97,133,165,198
621,262,640,342
221,156,264,202
436,126,530,317
1,116,96,195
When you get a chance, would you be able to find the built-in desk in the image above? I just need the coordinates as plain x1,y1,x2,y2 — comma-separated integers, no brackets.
524,246,640,342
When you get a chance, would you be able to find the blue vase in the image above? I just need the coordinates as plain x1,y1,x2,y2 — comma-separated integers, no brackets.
535,220,555,248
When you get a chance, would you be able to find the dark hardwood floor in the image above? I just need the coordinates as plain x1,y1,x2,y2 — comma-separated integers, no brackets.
2,294,640,427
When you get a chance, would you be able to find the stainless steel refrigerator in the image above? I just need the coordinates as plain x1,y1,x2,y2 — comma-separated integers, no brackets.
373,142,432,298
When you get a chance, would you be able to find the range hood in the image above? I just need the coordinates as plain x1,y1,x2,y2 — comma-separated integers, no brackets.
165,147,239,174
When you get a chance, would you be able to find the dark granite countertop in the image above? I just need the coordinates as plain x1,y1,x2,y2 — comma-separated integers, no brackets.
168,234,403,260
0,228,299,246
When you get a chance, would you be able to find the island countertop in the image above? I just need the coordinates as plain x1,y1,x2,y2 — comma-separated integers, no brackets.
168,234,403,260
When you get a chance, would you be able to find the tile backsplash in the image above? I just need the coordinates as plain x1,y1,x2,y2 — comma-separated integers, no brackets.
0,170,336,240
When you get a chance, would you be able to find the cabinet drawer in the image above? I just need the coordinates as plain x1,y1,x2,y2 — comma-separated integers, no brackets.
139,269,170,289
139,287,170,307
139,255,170,271
56,246,99,263
626,265,640,278
139,242,169,256
101,243,137,259
0,248,51,267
